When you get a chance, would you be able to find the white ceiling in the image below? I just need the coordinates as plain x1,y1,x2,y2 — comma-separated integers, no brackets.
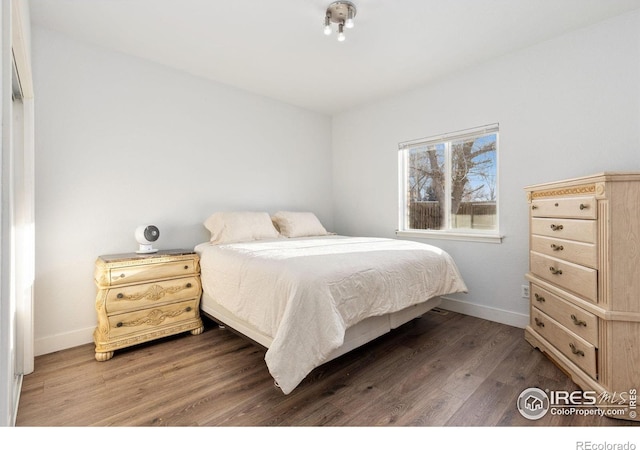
28,0,640,115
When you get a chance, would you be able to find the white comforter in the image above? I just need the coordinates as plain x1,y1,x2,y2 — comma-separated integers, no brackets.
196,236,467,394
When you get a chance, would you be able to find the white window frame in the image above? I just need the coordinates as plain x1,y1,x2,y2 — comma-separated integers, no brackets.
397,124,502,244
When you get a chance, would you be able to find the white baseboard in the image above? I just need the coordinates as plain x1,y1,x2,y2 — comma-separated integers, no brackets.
439,296,529,329
34,326,94,357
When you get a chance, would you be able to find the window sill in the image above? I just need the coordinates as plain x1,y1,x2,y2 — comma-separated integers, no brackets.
396,230,503,244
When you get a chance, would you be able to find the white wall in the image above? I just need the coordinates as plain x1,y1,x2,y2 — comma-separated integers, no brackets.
332,10,640,327
32,28,333,355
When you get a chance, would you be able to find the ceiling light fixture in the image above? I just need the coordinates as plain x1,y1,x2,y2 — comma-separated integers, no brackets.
324,1,356,42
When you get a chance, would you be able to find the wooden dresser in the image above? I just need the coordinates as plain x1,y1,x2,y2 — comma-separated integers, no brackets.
525,173,640,421
93,249,204,361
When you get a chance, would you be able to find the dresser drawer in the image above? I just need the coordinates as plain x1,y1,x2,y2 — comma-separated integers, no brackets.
105,259,199,286
530,251,597,302
107,299,199,339
105,276,201,314
530,307,597,379
531,217,596,244
530,284,598,344
531,235,597,269
530,196,596,219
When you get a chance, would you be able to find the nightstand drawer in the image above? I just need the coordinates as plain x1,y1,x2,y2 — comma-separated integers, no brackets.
107,299,199,339
530,284,598,344
531,217,596,243
530,307,597,379
530,251,597,302
105,276,201,314
105,259,198,286
530,196,596,219
531,235,597,269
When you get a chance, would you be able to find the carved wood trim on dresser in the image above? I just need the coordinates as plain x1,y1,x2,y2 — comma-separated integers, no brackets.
525,172,640,421
93,249,204,361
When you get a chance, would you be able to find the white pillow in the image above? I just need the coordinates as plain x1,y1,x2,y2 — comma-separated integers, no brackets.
272,211,328,238
204,211,280,244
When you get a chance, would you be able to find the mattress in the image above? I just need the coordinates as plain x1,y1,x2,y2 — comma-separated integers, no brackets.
195,235,467,393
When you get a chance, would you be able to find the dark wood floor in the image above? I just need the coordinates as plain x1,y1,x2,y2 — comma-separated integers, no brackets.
15,309,638,427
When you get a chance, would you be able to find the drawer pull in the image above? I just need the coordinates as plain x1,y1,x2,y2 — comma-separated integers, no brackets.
116,322,123,328
119,274,125,279
117,293,124,299
579,204,589,210
184,265,189,270
534,293,545,303
550,244,564,251
534,318,545,328
569,343,585,357
186,306,192,312
531,205,538,210
550,224,564,231
549,267,563,275
571,314,587,327
186,283,192,288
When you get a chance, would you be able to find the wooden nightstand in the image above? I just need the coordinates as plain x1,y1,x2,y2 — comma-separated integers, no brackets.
93,249,204,361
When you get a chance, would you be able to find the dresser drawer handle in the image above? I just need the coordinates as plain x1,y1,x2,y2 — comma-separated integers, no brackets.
550,244,564,251
116,322,123,328
186,283,192,288
534,293,545,303
117,293,124,299
550,224,564,231
184,265,189,270
569,343,585,357
185,306,192,312
579,203,589,210
571,314,587,327
531,205,538,210
549,267,563,275
534,317,545,328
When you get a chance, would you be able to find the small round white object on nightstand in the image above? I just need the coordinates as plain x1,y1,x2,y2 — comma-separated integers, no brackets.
135,224,159,253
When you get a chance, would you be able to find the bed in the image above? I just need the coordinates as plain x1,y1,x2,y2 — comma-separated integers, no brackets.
194,211,468,394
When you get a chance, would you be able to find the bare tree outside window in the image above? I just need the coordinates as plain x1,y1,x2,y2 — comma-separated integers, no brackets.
408,144,445,228
400,126,498,234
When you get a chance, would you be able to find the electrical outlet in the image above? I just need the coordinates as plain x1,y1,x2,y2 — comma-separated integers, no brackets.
521,285,530,298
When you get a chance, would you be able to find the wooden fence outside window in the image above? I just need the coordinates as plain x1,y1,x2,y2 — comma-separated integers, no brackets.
409,201,496,230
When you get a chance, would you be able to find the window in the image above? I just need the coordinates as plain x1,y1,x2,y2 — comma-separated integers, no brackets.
397,124,501,243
